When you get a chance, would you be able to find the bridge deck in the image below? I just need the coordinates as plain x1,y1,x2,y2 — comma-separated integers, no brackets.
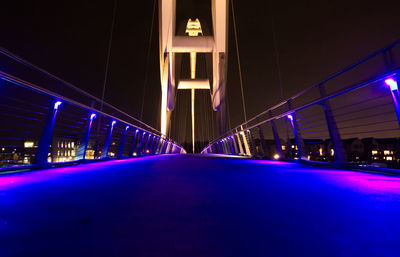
1,155,400,257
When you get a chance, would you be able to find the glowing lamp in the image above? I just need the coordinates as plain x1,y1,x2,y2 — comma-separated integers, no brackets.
90,113,96,120
273,154,280,160
287,114,293,121
385,78,398,91
125,125,130,130
111,120,117,127
54,101,62,110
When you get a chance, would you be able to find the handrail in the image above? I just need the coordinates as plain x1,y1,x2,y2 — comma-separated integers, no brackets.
0,70,178,143
0,46,163,137
223,39,400,140
202,39,400,169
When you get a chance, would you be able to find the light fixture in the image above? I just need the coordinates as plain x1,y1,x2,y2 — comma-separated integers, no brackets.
90,113,96,120
54,101,62,110
287,114,293,121
385,78,398,91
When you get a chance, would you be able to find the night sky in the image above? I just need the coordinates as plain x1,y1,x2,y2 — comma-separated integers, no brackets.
1,0,400,143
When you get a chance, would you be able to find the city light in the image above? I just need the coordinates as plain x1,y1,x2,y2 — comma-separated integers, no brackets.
287,114,293,121
54,101,62,110
111,120,117,127
125,125,130,130
24,141,34,148
385,78,398,91
90,113,96,120
273,154,280,160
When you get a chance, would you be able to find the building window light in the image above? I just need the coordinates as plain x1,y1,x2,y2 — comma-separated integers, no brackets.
384,150,390,155
372,150,378,155
24,141,34,148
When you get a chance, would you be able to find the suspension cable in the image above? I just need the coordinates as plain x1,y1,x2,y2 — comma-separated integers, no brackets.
231,0,247,124
140,0,157,120
100,0,118,112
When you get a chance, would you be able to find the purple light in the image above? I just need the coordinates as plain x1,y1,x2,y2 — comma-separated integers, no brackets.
54,101,62,110
385,78,398,91
135,129,139,133
287,114,293,121
90,113,96,120
125,125,130,130
111,120,117,127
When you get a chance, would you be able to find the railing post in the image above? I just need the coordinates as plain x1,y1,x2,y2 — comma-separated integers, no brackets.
129,129,140,156
35,100,62,167
240,131,251,156
228,137,234,154
223,139,229,154
145,135,154,154
384,78,400,128
231,135,239,154
154,138,161,154
161,140,168,154
269,111,283,159
76,113,96,161
258,126,269,158
247,130,256,156
152,137,159,154
117,125,129,158
165,141,171,154
318,84,347,164
287,100,307,160
157,137,164,154
137,132,147,155
101,120,116,158
235,133,244,155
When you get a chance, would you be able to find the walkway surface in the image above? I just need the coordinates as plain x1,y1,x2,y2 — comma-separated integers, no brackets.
1,155,400,257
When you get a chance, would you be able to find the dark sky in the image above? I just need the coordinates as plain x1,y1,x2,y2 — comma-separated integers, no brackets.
2,0,400,143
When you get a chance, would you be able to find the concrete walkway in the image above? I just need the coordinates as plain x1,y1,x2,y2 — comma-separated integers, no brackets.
1,155,400,256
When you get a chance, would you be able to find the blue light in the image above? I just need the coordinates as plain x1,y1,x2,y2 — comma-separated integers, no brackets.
111,120,117,127
287,114,293,121
385,78,398,91
90,113,96,120
54,101,62,110
125,125,130,130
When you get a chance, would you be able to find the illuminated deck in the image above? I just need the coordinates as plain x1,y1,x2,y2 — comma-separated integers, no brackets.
1,155,400,256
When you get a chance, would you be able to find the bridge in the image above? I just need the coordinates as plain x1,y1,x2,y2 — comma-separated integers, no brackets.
1,0,400,256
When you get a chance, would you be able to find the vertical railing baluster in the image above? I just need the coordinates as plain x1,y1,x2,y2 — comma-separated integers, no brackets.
287,100,307,160
101,120,116,158
137,132,146,155
35,100,62,168
269,111,283,159
117,125,129,158
76,113,96,161
129,129,139,156
258,125,269,159
318,84,347,164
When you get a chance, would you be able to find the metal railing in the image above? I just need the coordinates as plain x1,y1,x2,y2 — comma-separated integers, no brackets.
202,40,400,170
0,47,185,172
